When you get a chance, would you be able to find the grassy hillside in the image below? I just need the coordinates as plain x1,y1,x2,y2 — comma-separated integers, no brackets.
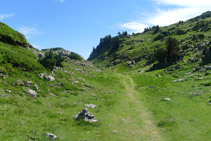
88,11,211,140
0,12,211,140
0,22,28,47
88,11,211,70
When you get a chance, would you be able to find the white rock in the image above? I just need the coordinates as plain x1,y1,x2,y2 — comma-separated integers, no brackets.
164,98,171,101
172,79,185,83
27,89,37,98
39,73,45,79
47,133,57,139
34,84,39,90
45,75,55,81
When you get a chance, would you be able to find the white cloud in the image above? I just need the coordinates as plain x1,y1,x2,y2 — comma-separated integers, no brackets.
120,22,147,33
0,13,14,20
153,0,211,7
119,0,211,33
18,27,43,38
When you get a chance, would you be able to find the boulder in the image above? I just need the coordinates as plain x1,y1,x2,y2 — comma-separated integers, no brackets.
74,108,98,123
27,89,37,98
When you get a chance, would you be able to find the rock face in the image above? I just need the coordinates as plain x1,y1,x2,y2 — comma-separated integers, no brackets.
47,133,57,139
74,108,98,123
27,89,37,98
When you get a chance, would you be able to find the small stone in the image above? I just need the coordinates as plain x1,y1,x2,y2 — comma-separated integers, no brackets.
85,104,96,109
2,75,8,79
172,79,185,83
26,81,33,87
92,94,97,97
5,89,12,93
45,75,55,81
164,98,172,101
34,84,39,90
39,73,45,79
47,133,57,139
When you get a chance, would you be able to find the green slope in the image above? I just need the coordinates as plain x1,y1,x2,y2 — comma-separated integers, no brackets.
0,12,211,140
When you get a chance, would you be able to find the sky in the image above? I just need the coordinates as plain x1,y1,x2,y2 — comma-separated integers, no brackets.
0,0,211,59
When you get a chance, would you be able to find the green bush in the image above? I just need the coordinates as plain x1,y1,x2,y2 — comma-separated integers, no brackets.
39,50,64,70
68,52,83,61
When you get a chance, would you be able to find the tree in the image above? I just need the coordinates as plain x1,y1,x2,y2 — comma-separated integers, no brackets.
153,25,160,34
39,50,64,71
166,37,180,62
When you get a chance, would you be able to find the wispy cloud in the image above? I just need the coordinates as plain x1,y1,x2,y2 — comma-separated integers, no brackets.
119,0,211,33
120,22,147,33
0,13,15,20
18,26,43,38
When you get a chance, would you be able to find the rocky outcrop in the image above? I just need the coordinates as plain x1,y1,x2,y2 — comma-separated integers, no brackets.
74,108,98,123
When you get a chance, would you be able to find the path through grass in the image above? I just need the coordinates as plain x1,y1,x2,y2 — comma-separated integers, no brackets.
103,74,162,140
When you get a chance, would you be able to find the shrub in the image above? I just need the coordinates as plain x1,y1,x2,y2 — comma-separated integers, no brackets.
153,34,165,41
39,50,64,70
68,52,83,61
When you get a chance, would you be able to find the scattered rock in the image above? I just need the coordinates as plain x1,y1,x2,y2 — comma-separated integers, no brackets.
27,89,37,98
74,108,98,123
47,133,58,139
5,89,12,93
172,79,185,83
138,70,145,73
26,81,33,87
49,93,57,96
45,75,55,81
163,98,172,102
2,75,8,79
195,77,204,80
34,84,39,90
92,94,97,97
14,80,24,86
85,104,96,109
39,73,45,79
49,84,54,87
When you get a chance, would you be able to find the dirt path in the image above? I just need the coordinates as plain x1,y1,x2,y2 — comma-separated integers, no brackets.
106,74,162,140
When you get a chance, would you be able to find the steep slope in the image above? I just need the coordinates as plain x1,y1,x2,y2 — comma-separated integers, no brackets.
88,11,211,71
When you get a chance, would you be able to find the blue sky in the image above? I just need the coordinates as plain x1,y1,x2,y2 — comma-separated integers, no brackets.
0,0,210,59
